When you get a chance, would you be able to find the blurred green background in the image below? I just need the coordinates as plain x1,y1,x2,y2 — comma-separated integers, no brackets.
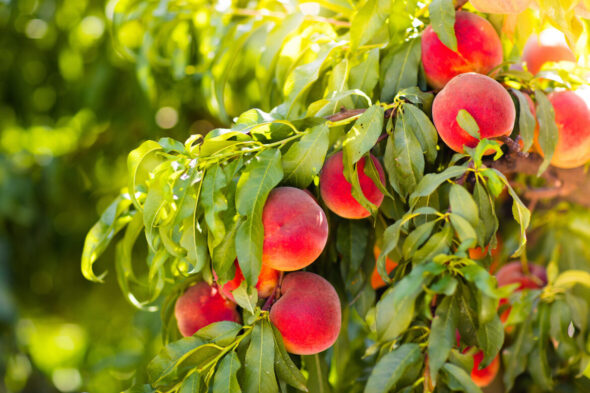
0,0,217,391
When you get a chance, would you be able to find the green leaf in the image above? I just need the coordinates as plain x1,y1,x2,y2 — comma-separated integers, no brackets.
343,105,385,165
350,0,388,49
213,352,242,393
535,89,559,175
409,166,468,207
232,280,258,315
449,184,480,230
271,324,308,392
82,195,134,282
127,140,163,210
244,321,278,393
201,165,228,249
364,344,422,393
235,149,283,285
350,48,380,97
428,296,458,381
412,223,453,264
428,0,457,52
512,90,536,152
503,319,535,390
554,270,590,289
402,104,438,164
492,169,530,257
442,363,483,393
376,220,402,285
178,373,201,393
196,321,242,346
282,124,329,188
376,262,443,341
384,111,424,199
303,353,332,393
476,315,504,367
403,220,437,260
473,181,498,246
456,109,481,140
380,38,422,102
449,214,477,248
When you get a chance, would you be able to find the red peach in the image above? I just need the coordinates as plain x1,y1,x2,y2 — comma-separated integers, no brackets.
319,151,385,219
421,12,503,90
269,272,341,355
217,260,280,302
522,31,576,75
496,261,547,323
371,246,398,289
534,90,590,169
174,282,241,337
262,187,328,271
471,351,500,387
432,73,516,153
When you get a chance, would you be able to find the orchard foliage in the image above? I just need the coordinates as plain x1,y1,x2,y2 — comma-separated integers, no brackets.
83,0,590,392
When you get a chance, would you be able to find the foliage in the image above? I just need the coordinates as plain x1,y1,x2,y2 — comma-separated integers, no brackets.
76,1,590,393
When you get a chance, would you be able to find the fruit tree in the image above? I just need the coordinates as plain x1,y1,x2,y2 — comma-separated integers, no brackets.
82,0,590,392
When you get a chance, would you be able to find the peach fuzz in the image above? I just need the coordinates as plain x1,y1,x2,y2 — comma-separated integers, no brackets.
262,187,328,271
270,272,341,355
470,0,531,14
534,90,590,169
319,151,385,219
174,282,241,337
522,31,576,75
432,73,516,153
217,260,280,302
471,351,500,387
421,12,503,90
371,246,398,290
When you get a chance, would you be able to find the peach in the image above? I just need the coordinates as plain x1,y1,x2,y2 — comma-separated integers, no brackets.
371,246,398,289
432,73,516,153
269,272,341,355
262,187,329,271
522,31,576,75
471,351,500,387
470,0,532,14
496,261,547,323
319,151,385,219
469,235,503,273
534,90,590,169
174,282,241,337
421,12,503,90
217,260,280,302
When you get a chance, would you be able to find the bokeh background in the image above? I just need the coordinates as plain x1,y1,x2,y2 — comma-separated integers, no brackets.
0,0,218,391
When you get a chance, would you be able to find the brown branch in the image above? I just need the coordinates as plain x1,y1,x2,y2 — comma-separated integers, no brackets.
484,139,590,208
454,0,469,9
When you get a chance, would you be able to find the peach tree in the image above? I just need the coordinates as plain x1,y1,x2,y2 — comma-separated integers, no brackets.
83,0,590,392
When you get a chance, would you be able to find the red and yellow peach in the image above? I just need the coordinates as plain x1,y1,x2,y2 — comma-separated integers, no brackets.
421,12,503,90
217,260,280,302
269,272,341,355
174,282,241,337
262,187,329,271
319,151,385,219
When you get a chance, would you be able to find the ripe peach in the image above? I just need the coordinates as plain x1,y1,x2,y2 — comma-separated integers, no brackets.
522,31,576,75
371,246,398,289
217,260,280,302
262,187,329,271
319,151,385,219
269,272,341,355
174,282,241,337
432,73,516,153
470,0,532,14
421,12,503,90
469,235,503,273
496,261,547,323
534,90,590,168
471,351,500,387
